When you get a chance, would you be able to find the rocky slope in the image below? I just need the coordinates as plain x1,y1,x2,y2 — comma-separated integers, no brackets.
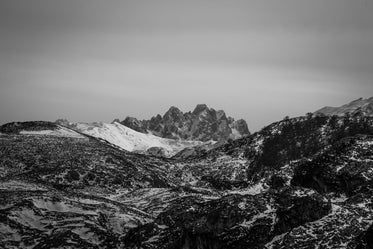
119,104,250,142
1,109,373,248
315,97,373,117
0,122,179,248
121,114,373,249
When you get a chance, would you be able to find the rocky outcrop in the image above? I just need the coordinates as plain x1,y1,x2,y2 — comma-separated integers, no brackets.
273,188,331,235
120,116,148,133
119,104,250,142
146,146,167,157
291,135,373,195
123,188,331,249
231,118,250,136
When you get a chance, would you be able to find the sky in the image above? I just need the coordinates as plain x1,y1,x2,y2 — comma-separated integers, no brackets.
0,0,372,131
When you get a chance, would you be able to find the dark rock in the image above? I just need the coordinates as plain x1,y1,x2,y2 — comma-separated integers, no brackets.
291,135,373,195
123,188,332,249
120,116,147,133
273,188,331,234
120,104,250,142
232,119,250,136
163,106,184,123
355,224,373,249
146,147,166,157
268,174,287,189
123,194,276,249
192,104,209,115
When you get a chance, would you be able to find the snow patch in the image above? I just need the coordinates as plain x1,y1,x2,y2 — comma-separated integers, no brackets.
229,181,267,195
32,199,97,215
73,122,203,156
240,204,276,229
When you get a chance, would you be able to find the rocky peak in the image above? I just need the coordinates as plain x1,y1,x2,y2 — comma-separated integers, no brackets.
232,119,250,135
163,106,184,122
120,116,147,133
216,110,227,120
150,114,162,123
119,104,250,142
192,104,209,115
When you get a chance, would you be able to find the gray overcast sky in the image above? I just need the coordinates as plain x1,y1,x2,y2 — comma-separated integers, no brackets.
0,0,372,131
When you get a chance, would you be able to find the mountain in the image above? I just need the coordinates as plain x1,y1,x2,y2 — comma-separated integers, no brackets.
315,97,373,117
122,114,373,249
119,104,250,142
0,121,180,248
2,102,373,248
55,120,207,157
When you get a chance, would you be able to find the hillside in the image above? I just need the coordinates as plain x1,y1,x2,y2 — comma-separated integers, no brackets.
1,112,373,248
315,97,373,117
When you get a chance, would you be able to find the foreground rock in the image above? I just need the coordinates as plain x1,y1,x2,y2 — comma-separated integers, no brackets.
123,188,331,249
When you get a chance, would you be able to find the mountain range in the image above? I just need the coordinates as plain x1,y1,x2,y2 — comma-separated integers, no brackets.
1,98,373,249
54,104,249,157
118,104,250,141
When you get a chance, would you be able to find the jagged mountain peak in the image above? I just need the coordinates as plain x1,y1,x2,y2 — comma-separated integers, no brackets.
166,105,182,113
163,106,184,121
119,105,250,142
120,116,147,133
216,110,227,120
192,104,210,115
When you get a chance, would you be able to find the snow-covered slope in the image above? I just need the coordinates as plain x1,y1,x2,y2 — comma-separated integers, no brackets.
72,121,205,157
315,97,373,117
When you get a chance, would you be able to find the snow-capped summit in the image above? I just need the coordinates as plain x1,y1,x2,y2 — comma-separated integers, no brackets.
315,97,373,117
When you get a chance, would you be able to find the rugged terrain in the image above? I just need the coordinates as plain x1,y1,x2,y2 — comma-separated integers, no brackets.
1,102,373,248
119,104,250,142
